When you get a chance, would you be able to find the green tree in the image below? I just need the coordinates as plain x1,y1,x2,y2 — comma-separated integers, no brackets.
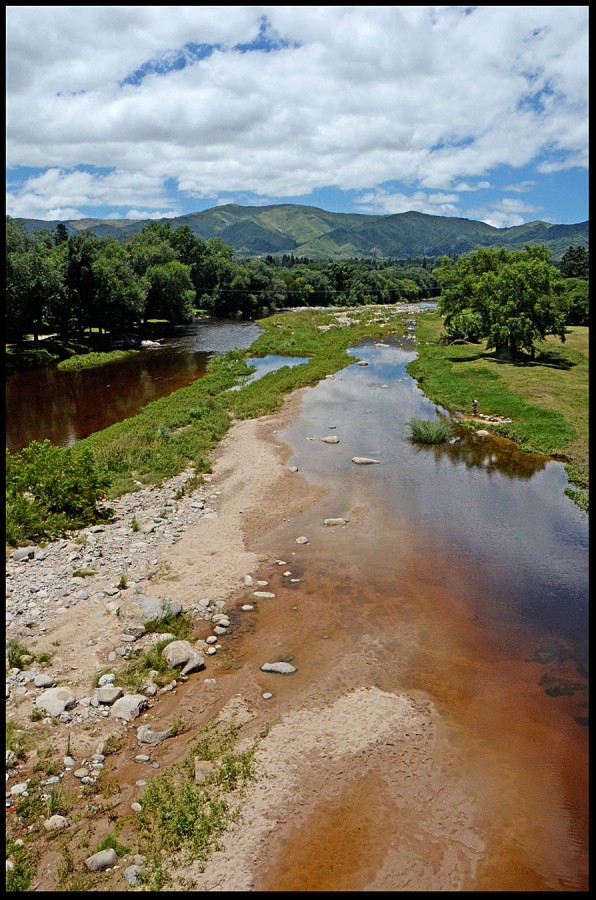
91,240,147,333
65,232,103,337
169,225,210,294
6,217,32,341
564,278,589,326
144,260,195,323
434,245,569,359
54,223,69,245
560,245,589,279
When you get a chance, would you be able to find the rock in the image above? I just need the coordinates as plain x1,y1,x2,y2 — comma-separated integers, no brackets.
110,694,148,721
194,758,216,783
161,640,206,675
321,436,340,444
118,595,182,624
43,814,68,831
96,686,124,705
12,548,34,562
352,457,380,465
35,686,76,718
251,591,276,599
295,536,309,544
33,674,54,688
85,848,118,872
324,518,348,526
260,661,297,675
136,724,173,744
123,864,144,885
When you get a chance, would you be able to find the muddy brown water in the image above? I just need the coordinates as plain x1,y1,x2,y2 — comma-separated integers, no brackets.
5,319,263,452
7,320,588,890
237,334,588,891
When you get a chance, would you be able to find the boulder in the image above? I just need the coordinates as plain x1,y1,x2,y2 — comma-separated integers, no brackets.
161,640,206,675
118,595,182,624
35,687,76,718
110,694,148,721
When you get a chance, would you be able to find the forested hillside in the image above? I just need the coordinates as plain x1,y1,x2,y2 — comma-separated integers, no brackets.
16,204,589,262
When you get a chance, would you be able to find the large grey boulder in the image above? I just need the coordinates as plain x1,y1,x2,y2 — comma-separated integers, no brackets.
110,694,148,721
162,640,206,675
35,687,76,717
85,848,118,872
260,661,297,675
137,724,173,744
118,595,182,624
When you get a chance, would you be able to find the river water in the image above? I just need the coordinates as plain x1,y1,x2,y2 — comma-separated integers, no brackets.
5,319,263,453
246,332,588,890
5,315,588,889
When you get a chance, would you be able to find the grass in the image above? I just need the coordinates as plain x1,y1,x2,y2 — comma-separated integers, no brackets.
407,311,588,511
116,638,181,692
6,638,32,669
133,719,259,890
407,417,454,444
6,721,30,761
6,840,35,892
57,349,138,370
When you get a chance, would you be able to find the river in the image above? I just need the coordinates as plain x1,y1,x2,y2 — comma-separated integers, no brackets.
5,314,588,889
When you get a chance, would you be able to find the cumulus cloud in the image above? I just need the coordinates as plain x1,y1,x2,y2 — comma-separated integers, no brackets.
6,6,588,225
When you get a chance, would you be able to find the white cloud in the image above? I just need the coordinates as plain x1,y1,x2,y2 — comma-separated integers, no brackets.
6,6,588,222
355,188,461,217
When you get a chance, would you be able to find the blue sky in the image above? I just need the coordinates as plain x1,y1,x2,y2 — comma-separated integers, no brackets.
6,6,589,228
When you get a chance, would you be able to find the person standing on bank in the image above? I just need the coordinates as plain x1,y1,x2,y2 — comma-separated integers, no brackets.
472,399,478,415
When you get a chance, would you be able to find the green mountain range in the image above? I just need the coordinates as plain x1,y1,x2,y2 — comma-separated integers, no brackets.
17,203,589,262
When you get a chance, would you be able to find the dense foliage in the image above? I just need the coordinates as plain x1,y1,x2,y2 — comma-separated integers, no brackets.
6,440,111,545
6,216,439,345
433,245,577,359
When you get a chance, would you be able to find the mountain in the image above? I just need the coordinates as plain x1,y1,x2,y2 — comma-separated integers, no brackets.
15,204,589,262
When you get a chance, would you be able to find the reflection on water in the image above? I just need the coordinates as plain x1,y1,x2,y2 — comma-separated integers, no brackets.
280,333,587,645
6,319,263,451
229,355,310,391
266,330,588,889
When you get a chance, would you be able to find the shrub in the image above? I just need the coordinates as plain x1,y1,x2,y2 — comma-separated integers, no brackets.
6,440,112,546
6,638,30,670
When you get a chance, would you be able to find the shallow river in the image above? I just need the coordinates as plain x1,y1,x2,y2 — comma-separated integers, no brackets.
244,331,588,890
6,315,588,889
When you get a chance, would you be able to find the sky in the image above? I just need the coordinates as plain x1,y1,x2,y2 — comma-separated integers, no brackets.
5,6,589,229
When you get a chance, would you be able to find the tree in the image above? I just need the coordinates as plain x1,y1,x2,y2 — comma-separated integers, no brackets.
434,245,569,359
54,223,69,245
144,260,195,323
64,232,103,337
90,240,147,333
564,278,589,326
560,245,589,279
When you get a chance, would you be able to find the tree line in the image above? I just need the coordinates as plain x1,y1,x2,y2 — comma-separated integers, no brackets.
6,217,588,356
6,217,442,344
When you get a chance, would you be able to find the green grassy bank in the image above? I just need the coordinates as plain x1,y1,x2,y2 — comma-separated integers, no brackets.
406,310,588,512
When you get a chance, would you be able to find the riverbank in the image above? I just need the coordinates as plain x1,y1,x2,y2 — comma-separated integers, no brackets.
6,389,485,892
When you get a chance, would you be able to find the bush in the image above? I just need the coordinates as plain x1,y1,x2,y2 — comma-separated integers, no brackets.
6,440,112,546
407,417,453,444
